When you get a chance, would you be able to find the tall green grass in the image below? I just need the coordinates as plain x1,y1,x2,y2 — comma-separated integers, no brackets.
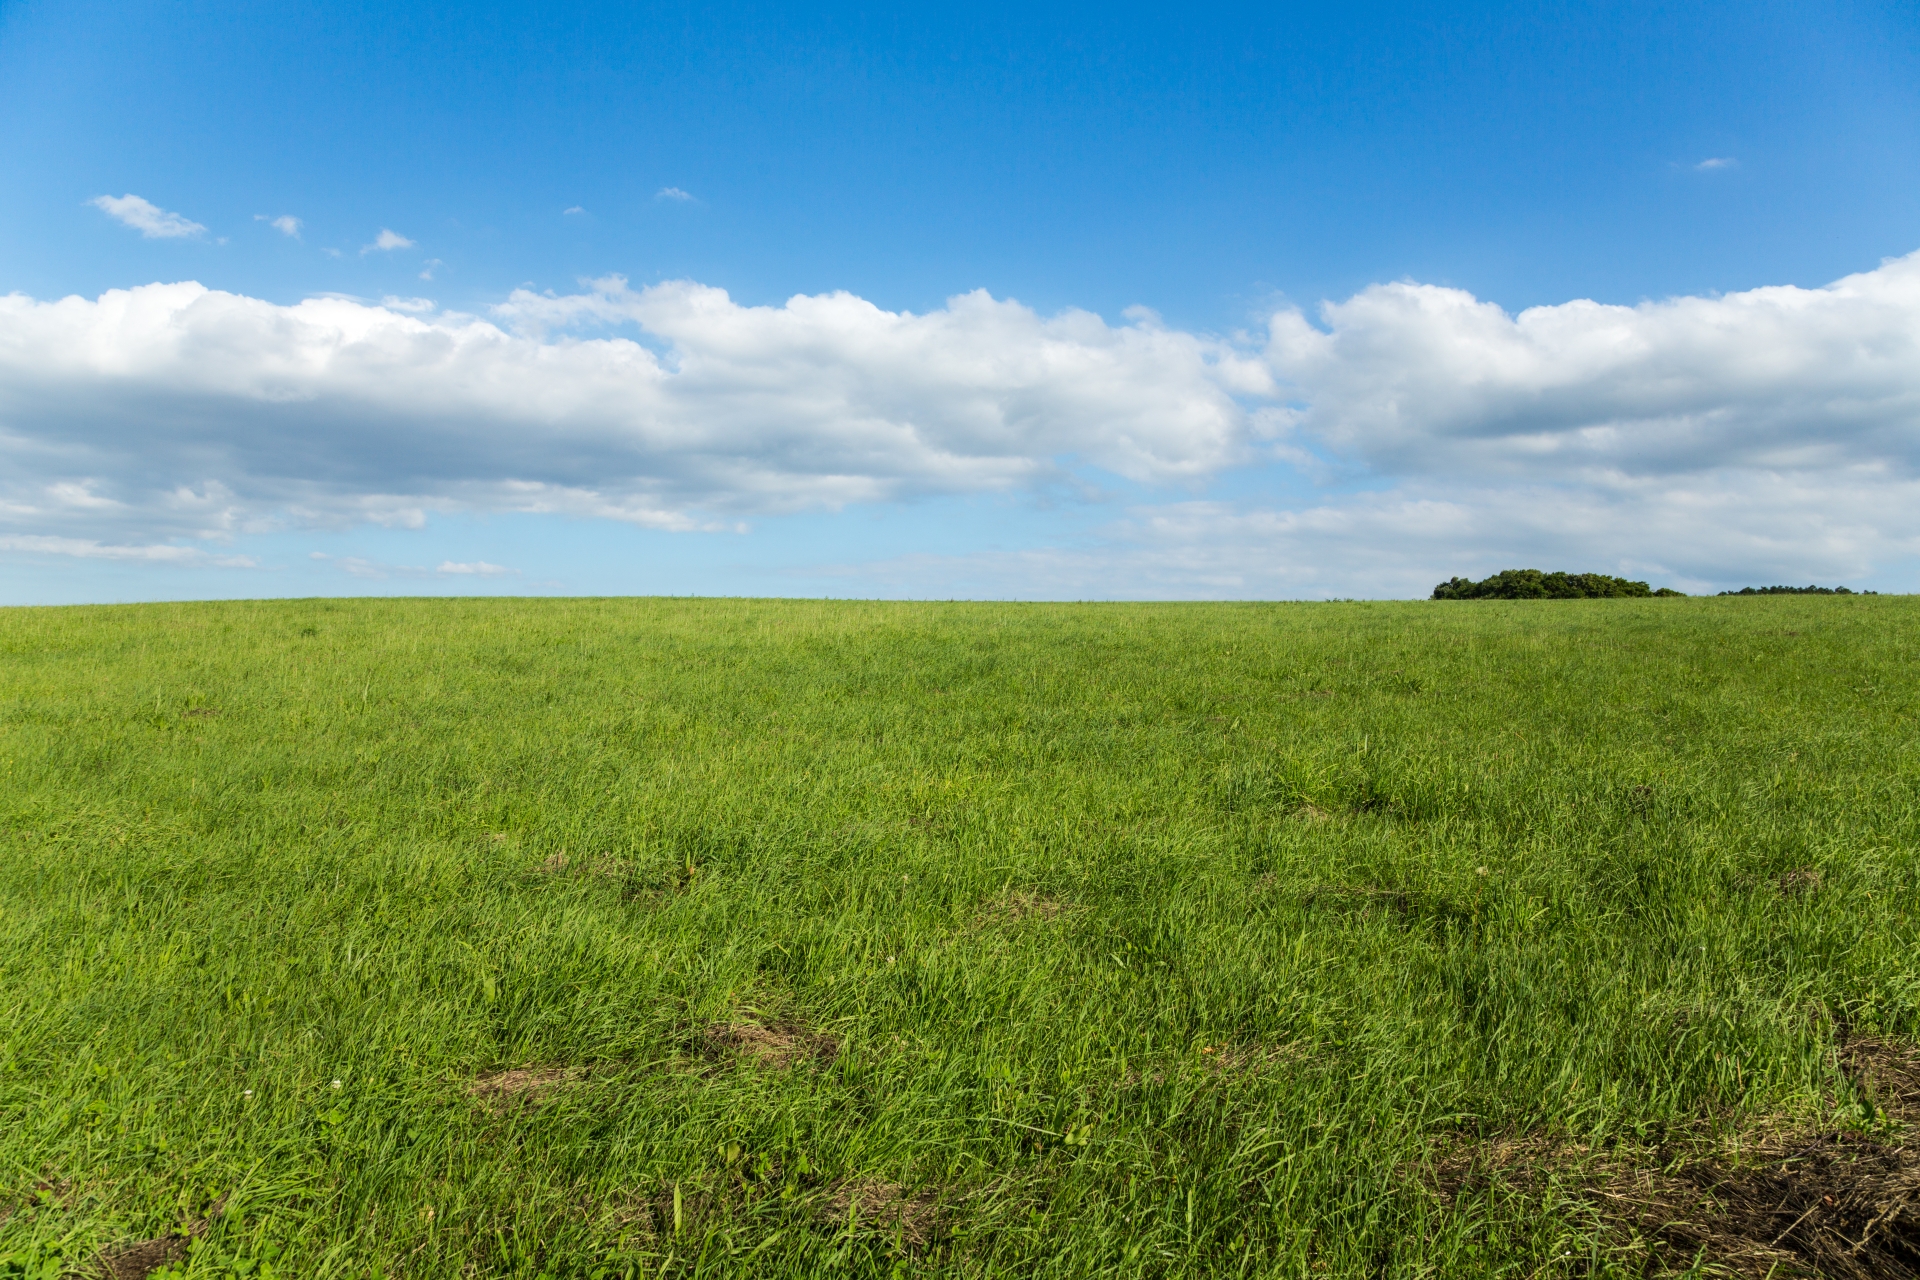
2,597,1915,1278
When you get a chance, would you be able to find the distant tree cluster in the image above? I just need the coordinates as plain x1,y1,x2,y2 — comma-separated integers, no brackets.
1431,569,1685,600
1716,584,1873,596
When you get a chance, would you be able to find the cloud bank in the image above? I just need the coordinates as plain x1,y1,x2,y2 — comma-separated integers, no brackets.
3,251,1919,592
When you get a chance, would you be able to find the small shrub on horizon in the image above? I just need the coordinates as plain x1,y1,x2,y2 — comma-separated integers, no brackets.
1430,569,1684,600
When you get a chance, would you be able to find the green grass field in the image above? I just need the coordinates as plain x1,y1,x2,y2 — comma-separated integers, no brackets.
3,597,1917,1279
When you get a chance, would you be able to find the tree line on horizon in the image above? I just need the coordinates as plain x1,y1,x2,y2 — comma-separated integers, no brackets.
1430,571,1876,600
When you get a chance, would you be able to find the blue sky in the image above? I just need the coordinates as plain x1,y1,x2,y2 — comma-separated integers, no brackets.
2,0,1918,600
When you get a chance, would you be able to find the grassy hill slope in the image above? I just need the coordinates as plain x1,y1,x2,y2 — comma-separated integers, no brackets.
2,597,1917,1278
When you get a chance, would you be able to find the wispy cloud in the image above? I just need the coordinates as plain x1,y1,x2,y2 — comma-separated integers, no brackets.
563,206,587,215
306,551,517,579
362,228,415,254
379,296,437,313
89,194,207,239
655,187,694,202
0,534,254,567
418,258,443,281
256,214,303,238
1693,156,1737,171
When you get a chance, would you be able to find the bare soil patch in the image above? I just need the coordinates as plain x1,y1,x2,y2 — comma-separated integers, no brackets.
1431,1036,1920,1278
94,1195,225,1280
1778,867,1823,898
99,1235,187,1280
1847,1036,1920,1118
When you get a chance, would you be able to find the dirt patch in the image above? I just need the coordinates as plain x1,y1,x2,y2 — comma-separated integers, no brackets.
1431,1040,1920,1279
99,1235,188,1280
469,1066,576,1102
95,1196,225,1280
823,1179,943,1247
180,707,219,719
705,1021,839,1070
1845,1036,1920,1120
1778,867,1823,898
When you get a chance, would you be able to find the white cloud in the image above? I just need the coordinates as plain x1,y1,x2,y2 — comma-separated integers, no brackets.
437,560,516,575
1264,251,1920,484
257,214,303,238
1693,157,1738,171
380,296,437,313
363,229,415,253
419,258,443,282
89,194,206,239
0,534,254,567
656,187,694,202
563,206,587,216
4,252,1920,593
0,277,1259,552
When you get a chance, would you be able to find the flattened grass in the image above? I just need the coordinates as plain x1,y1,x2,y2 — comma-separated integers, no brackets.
2,596,1917,1277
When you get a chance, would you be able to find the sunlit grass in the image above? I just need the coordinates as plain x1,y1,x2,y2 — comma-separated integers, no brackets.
2,596,1915,1277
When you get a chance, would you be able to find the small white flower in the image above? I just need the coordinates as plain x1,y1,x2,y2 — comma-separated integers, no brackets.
243,1089,253,1097
331,1079,343,1089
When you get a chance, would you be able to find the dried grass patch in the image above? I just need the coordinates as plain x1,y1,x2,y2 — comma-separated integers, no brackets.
536,850,631,878
704,1021,839,1070
822,1179,944,1247
1195,1041,1308,1075
469,1066,578,1104
970,890,1071,928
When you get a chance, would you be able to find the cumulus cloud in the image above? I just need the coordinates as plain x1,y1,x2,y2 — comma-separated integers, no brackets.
1266,251,1920,483
655,187,694,202
257,214,303,238
3,251,1920,593
364,229,414,253
0,276,1262,550
90,194,207,239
